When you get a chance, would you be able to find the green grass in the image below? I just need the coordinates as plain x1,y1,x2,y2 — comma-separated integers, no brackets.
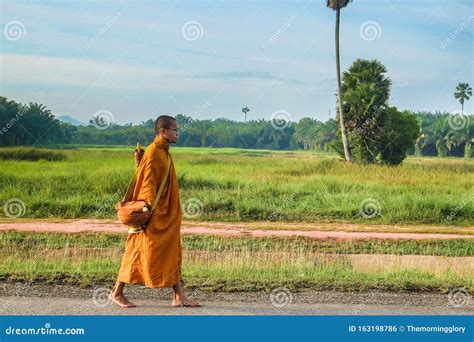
0,146,472,226
0,148,67,161
3,231,473,256
1,232,472,292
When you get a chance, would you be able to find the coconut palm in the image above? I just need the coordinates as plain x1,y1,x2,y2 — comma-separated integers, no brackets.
241,107,250,122
327,0,353,162
428,119,449,157
454,83,472,115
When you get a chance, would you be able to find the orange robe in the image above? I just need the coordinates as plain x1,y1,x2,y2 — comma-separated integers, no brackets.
117,135,182,288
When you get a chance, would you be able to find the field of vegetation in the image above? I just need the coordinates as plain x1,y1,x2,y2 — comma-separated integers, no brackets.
0,146,472,226
1,231,472,292
0,146,472,293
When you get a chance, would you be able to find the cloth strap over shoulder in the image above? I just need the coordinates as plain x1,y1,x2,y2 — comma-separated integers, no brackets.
122,154,171,212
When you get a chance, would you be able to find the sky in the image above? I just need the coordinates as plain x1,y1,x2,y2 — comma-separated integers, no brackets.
1,0,473,125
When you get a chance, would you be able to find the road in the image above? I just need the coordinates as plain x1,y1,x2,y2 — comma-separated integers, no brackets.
0,283,472,316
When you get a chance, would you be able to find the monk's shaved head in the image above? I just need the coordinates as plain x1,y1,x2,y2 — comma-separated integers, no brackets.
155,115,176,134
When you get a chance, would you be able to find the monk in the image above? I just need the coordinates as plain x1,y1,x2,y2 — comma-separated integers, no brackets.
109,115,201,308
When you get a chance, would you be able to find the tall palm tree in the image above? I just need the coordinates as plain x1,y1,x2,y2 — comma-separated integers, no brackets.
327,0,353,162
454,82,472,115
242,107,250,122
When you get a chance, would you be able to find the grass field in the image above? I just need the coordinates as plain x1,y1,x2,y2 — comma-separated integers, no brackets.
0,146,473,226
1,231,472,292
0,146,472,293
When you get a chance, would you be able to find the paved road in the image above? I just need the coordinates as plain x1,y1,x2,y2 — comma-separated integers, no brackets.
1,296,472,315
0,283,472,316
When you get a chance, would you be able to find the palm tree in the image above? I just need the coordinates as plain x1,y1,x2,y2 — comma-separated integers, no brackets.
444,129,468,153
429,119,449,158
327,0,353,162
242,107,250,122
454,83,472,115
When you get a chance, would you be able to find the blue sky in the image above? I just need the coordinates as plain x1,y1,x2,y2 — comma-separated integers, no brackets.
1,0,473,125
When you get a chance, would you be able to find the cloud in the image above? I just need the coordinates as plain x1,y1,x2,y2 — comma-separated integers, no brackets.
1,53,310,92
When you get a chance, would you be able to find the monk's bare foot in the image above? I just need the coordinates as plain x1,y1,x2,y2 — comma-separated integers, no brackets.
172,294,201,307
109,290,137,308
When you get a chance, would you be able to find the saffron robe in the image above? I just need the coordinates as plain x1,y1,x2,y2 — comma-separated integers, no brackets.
117,135,182,288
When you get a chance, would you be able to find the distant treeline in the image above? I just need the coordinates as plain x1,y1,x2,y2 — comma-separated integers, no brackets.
0,96,472,158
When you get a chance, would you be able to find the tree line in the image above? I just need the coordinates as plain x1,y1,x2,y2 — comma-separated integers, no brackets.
0,95,472,160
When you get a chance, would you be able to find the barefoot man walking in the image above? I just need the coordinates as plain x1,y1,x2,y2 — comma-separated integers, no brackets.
110,115,201,308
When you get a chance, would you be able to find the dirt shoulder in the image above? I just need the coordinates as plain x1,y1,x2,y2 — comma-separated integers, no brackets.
0,219,473,240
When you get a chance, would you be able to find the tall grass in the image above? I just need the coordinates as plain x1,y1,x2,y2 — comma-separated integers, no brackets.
0,146,472,226
1,232,472,292
0,148,67,161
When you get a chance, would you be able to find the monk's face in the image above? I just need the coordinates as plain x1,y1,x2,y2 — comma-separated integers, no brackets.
161,121,179,144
